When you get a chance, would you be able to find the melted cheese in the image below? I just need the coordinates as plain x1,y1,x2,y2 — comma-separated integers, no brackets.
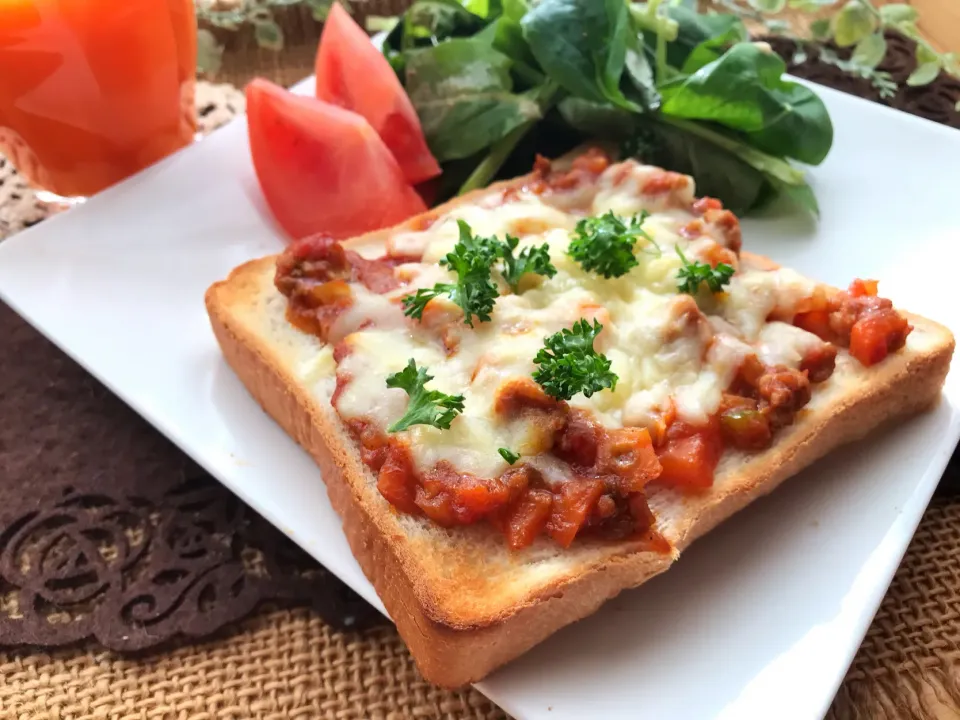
756,321,825,369
723,268,817,341
330,161,824,478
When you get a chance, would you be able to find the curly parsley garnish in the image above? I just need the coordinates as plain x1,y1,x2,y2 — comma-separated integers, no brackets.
532,319,617,401
386,359,465,432
401,285,454,322
675,246,735,295
567,211,654,278
500,235,557,292
402,221,557,326
498,448,521,465
402,220,500,327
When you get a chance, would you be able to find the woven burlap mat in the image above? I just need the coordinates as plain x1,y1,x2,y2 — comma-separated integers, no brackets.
2,498,960,720
2,77,960,720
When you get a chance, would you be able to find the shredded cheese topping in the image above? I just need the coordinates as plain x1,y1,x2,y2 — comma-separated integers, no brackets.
332,161,822,478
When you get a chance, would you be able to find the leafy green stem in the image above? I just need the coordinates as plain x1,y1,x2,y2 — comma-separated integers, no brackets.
511,60,549,88
656,21,668,85
457,121,536,196
646,0,669,84
457,82,560,196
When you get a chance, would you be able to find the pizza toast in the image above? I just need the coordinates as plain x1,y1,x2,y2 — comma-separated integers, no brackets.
205,153,954,687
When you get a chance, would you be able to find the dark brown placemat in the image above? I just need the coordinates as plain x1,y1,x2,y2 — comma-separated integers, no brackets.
0,288,380,648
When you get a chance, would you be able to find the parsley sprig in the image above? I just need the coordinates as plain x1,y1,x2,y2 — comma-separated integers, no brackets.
402,220,556,326
386,359,465,432
402,220,500,327
498,448,521,465
532,319,617,401
567,211,655,279
675,247,735,295
500,235,557,292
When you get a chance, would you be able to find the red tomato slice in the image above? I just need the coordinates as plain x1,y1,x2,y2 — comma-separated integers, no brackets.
245,78,426,240
315,3,441,185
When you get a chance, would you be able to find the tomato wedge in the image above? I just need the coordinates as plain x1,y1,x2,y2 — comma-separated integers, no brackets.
245,78,426,240
315,2,441,185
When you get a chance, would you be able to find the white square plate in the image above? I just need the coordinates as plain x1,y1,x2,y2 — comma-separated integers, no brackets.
1,81,959,720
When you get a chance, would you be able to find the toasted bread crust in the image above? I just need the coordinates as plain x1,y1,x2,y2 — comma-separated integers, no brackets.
205,176,954,687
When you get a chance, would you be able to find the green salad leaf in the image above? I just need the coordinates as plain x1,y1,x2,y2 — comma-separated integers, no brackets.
626,120,769,216
404,38,542,161
521,0,636,110
654,6,747,70
679,18,749,74
387,0,486,53
623,37,661,111
379,0,835,218
491,0,543,85
659,43,833,165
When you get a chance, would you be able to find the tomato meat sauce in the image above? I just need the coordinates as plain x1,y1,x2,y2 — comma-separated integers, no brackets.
343,398,666,551
794,279,912,367
528,147,611,194
372,380,666,551
275,234,413,340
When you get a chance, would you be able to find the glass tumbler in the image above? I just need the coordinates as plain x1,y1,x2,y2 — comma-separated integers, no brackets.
0,0,197,200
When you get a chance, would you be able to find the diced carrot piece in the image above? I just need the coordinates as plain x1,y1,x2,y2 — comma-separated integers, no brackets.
546,479,605,548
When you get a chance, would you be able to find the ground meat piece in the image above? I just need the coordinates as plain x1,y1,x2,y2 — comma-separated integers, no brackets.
719,408,772,450
415,462,527,527
703,208,742,253
829,293,893,344
494,378,562,416
756,366,811,429
795,280,911,369
595,427,661,493
800,343,838,383
556,411,601,467
532,147,611,192
275,235,349,296
691,197,723,215
642,170,689,195
275,233,401,298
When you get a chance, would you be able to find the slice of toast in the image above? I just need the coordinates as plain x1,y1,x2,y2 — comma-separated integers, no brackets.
205,177,954,688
